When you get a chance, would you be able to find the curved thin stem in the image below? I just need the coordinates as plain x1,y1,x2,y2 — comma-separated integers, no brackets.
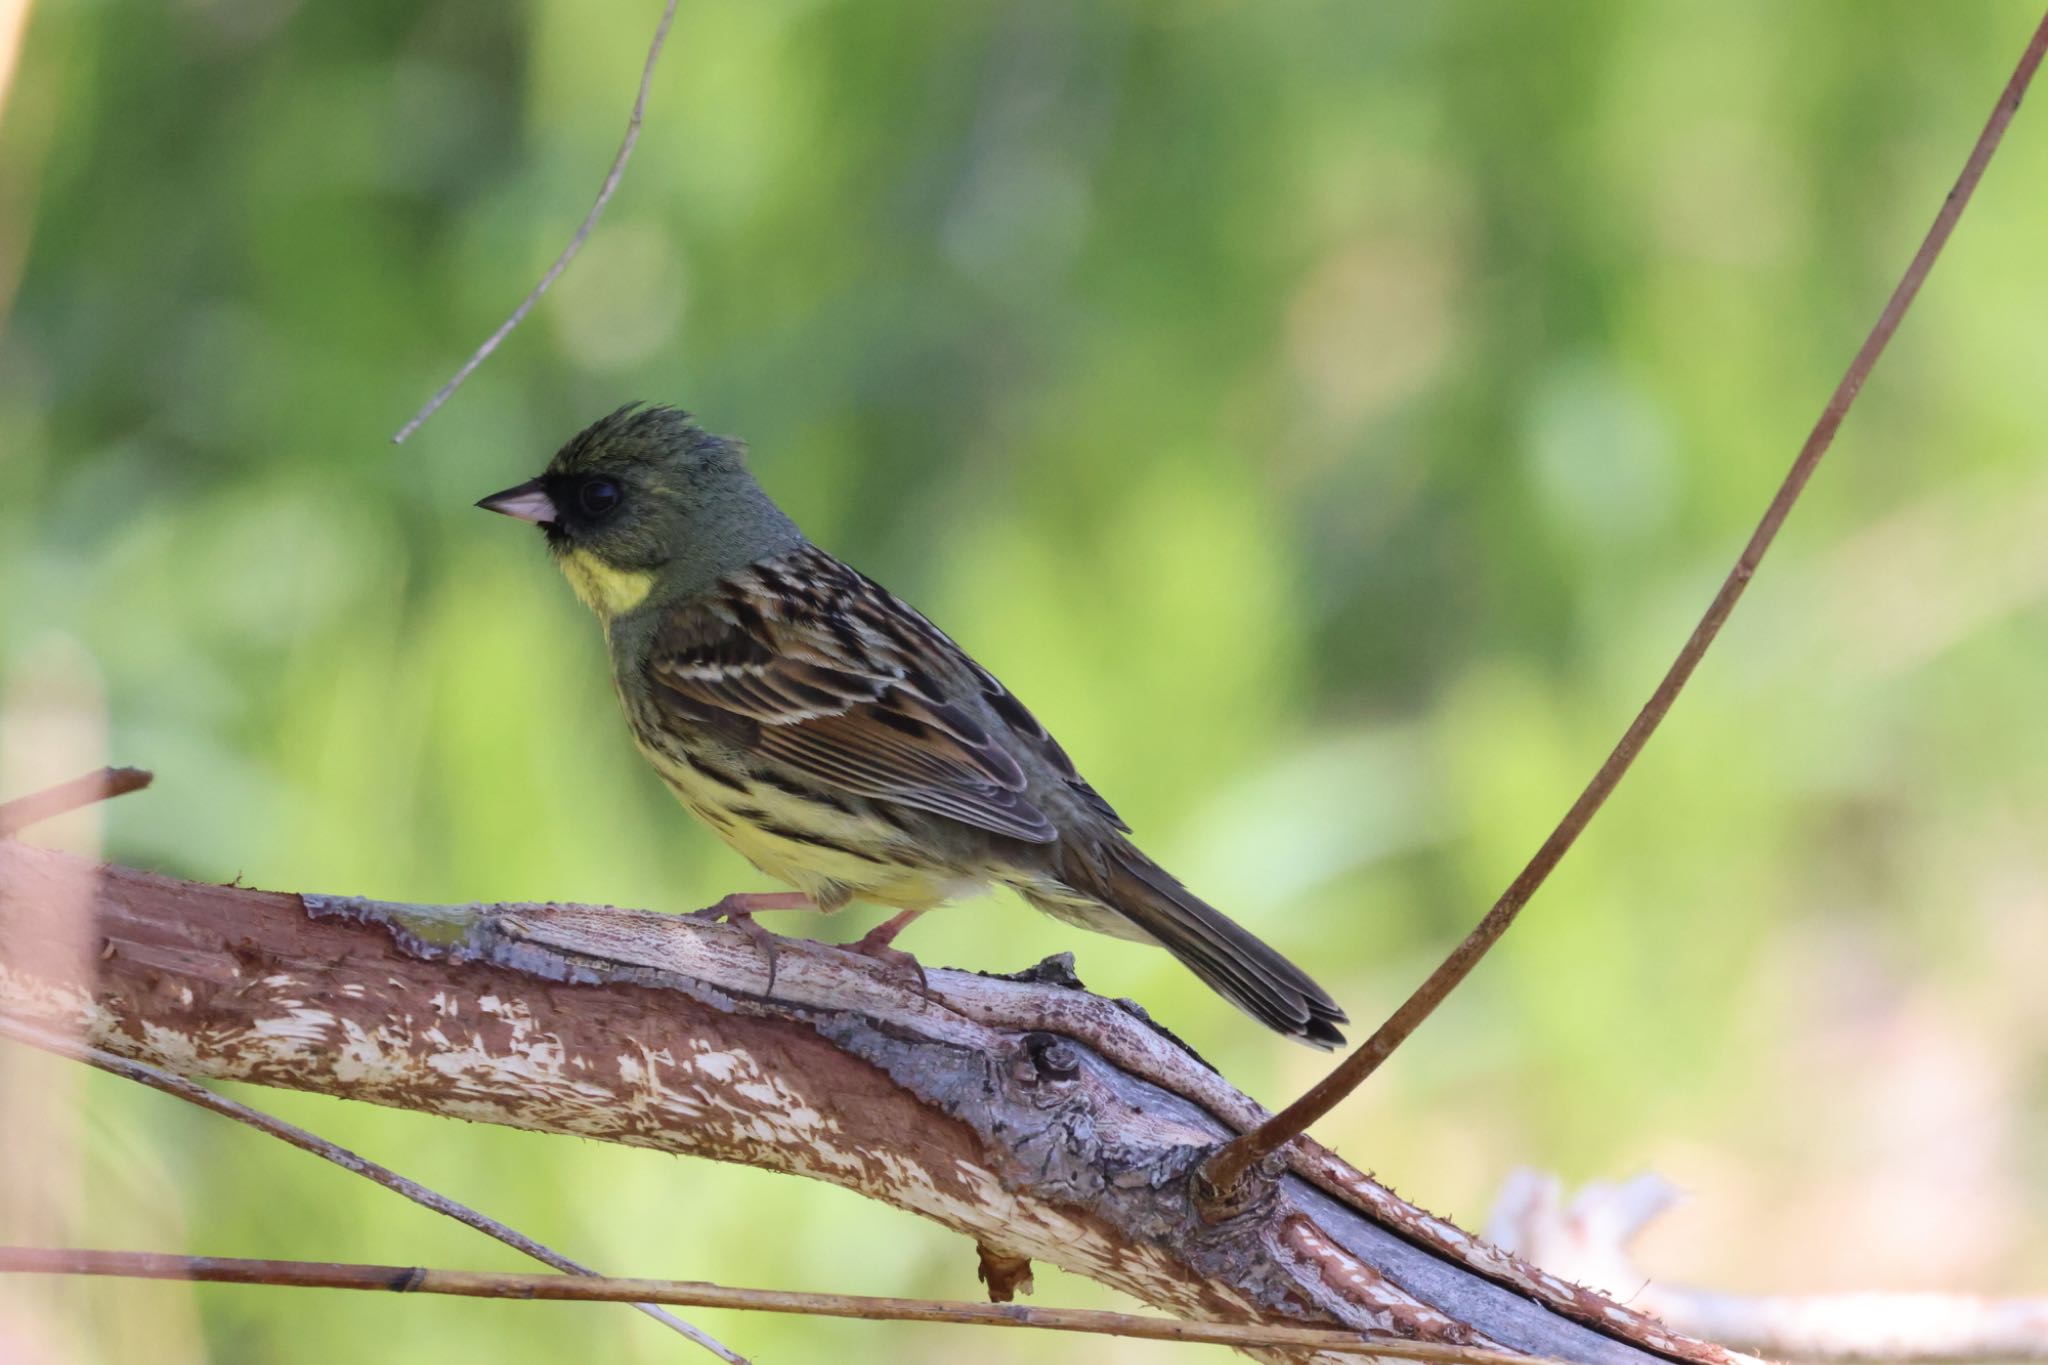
1200,6,2048,1202
0,1246,1566,1363
390,0,680,444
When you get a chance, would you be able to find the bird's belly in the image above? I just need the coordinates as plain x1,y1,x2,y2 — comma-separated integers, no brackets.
644,740,983,911
706,810,984,911
708,809,928,900
765,847,975,911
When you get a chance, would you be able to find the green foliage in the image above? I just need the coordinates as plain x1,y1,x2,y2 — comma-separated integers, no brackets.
5,2,2047,1360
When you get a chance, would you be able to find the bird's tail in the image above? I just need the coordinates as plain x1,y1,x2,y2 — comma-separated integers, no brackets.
1076,843,1349,1049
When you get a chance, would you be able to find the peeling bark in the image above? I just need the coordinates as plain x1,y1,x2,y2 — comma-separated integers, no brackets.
0,842,1752,1364
976,1243,1035,1303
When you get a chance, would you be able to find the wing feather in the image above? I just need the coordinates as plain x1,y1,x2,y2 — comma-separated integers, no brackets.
642,546,1066,844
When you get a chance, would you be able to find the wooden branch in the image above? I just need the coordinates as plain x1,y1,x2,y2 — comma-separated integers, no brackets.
1197,3,2048,1203
0,841,1754,1365
1489,1171,2048,1363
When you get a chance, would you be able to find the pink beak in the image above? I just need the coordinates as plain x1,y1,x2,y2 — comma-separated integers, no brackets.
476,477,558,525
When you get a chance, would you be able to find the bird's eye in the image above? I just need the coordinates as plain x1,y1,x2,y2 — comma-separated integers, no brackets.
578,478,622,517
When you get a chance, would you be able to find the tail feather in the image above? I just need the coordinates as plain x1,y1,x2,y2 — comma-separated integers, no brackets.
1085,844,1349,1049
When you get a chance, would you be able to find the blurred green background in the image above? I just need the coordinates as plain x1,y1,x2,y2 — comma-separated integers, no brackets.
5,1,2048,1360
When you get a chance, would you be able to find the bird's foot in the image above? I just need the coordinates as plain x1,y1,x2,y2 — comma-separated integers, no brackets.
682,892,814,995
683,890,815,923
845,910,933,998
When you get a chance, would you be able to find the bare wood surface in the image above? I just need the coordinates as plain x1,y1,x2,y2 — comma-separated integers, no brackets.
0,840,1754,1365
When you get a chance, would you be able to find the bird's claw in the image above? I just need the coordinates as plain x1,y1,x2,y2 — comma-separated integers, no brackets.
732,914,787,996
846,931,936,1002
681,892,810,996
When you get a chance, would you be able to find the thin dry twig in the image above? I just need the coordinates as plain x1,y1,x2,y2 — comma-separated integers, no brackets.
0,1018,742,1363
1658,1291,2048,1364
1488,1170,2048,1363
0,766,152,839
1198,7,2048,1202
390,0,679,444
0,1247,1575,1362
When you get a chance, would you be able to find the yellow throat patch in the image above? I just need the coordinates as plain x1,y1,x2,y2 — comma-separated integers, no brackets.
559,549,655,620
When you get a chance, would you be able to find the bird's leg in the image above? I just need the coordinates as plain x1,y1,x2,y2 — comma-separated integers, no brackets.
681,891,814,996
846,910,931,994
852,908,923,950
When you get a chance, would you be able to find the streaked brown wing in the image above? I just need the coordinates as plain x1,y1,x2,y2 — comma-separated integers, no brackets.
805,548,1129,834
643,546,1062,844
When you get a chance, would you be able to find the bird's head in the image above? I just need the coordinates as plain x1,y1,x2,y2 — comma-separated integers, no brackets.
477,404,802,620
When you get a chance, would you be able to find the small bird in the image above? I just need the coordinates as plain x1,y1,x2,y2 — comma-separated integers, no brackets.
477,405,1348,1046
